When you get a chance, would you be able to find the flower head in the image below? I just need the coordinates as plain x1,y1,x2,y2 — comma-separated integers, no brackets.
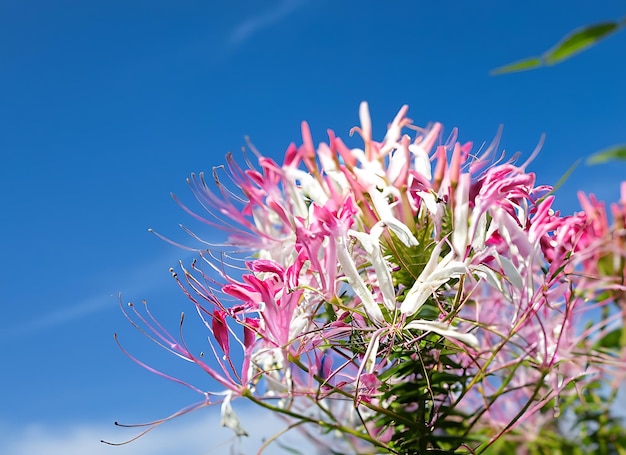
115,103,626,454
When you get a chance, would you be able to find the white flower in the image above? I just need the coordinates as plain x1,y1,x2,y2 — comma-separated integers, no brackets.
350,219,419,311
400,241,467,316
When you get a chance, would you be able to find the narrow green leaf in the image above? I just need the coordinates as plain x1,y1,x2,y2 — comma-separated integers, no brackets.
544,22,620,65
551,158,580,192
490,57,542,75
537,158,581,203
586,144,626,164
594,328,622,349
492,18,626,74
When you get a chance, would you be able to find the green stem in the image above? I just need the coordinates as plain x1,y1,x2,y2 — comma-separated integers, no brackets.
242,389,399,454
288,352,417,428
474,373,547,454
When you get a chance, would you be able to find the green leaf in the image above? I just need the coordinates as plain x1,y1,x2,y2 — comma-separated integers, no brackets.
537,158,581,203
491,57,542,75
544,22,620,65
492,18,625,74
586,144,626,164
594,328,623,349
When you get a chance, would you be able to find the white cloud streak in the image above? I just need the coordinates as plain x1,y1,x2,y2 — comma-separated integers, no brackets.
0,250,196,340
1,406,319,455
0,295,113,340
228,0,307,47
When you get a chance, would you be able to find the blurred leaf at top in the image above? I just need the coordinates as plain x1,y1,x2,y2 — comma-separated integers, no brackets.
586,145,626,164
491,57,543,75
492,18,625,75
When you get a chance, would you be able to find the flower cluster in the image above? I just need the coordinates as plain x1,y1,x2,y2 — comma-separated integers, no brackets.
114,103,626,453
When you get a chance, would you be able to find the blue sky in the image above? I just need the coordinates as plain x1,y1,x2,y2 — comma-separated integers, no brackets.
1,1,625,454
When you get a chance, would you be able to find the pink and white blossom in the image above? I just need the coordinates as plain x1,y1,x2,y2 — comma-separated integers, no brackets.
115,103,626,453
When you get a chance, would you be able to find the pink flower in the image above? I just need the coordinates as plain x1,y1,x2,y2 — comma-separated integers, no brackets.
116,103,626,453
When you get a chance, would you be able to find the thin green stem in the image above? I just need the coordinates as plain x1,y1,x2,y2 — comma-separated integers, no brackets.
474,373,547,454
287,352,417,428
242,389,400,454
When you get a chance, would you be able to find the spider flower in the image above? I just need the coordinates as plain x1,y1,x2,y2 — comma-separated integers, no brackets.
115,103,626,454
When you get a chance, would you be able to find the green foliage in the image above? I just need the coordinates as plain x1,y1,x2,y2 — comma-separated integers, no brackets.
586,145,626,164
492,18,626,165
492,18,625,75
537,160,581,203
490,57,543,75
388,238,433,289
545,21,621,65
374,335,473,454
595,327,623,350
384,202,453,294
489,379,626,455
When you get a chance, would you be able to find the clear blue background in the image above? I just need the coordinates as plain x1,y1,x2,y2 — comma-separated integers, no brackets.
1,1,624,453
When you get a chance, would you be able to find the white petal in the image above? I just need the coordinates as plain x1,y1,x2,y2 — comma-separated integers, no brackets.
404,320,478,348
452,174,470,259
408,143,432,180
417,191,440,217
286,168,328,206
498,255,524,291
472,264,505,294
400,246,466,316
364,332,381,374
350,228,396,311
381,218,419,247
220,392,248,437
336,236,384,324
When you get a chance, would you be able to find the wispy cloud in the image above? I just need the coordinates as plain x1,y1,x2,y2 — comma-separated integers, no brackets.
0,295,113,340
1,406,315,455
0,250,197,340
228,0,307,47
